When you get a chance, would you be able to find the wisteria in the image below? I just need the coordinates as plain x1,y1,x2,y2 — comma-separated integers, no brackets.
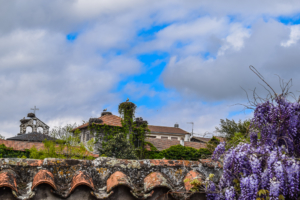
207,96,300,200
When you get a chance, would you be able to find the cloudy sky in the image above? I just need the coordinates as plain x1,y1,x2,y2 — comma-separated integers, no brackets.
1,0,300,138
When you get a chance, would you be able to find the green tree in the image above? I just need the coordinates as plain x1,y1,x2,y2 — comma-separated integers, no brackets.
215,119,250,140
215,119,250,149
99,133,137,159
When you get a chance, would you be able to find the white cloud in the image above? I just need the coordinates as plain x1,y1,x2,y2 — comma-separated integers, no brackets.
281,25,300,47
218,24,251,55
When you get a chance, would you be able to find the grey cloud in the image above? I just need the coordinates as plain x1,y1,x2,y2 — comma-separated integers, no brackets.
162,20,300,102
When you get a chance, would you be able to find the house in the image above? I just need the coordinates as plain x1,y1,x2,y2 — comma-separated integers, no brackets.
147,124,191,141
73,110,194,153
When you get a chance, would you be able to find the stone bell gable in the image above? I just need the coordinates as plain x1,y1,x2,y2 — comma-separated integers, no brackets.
19,112,50,135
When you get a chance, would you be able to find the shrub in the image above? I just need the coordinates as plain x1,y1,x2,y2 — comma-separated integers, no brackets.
0,144,30,158
99,133,137,159
144,144,211,160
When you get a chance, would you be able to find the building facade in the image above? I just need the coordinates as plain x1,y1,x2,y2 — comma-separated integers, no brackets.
73,110,192,154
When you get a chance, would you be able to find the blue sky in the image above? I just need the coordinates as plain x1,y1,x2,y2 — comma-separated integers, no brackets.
1,1,300,138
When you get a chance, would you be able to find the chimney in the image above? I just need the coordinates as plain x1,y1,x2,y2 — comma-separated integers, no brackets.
180,139,184,146
174,123,179,128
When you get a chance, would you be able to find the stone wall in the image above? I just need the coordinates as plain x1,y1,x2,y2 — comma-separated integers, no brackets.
0,158,222,200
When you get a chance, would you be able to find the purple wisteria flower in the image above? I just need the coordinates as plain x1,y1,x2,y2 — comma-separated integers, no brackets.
205,97,300,199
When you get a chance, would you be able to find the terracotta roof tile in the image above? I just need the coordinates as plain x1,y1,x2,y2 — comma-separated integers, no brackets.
0,170,18,193
146,138,206,151
70,171,94,195
184,171,202,191
144,172,171,192
32,170,57,191
0,157,223,199
106,171,131,193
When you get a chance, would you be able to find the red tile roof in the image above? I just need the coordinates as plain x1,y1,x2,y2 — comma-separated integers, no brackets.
146,138,207,151
215,136,225,143
0,139,45,151
0,139,98,158
148,125,189,135
191,136,211,143
74,115,190,135
74,114,122,130
191,136,226,143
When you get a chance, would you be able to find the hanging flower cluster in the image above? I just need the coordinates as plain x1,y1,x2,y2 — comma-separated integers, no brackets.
207,97,300,200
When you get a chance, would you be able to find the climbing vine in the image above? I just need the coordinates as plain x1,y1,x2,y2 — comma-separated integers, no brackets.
90,101,149,159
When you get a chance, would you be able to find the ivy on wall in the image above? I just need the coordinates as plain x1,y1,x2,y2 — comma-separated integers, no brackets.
89,101,149,159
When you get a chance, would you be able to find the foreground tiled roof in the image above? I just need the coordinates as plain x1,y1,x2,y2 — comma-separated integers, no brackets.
0,157,222,199
6,132,56,142
146,138,207,151
0,139,98,158
148,125,189,135
74,114,122,130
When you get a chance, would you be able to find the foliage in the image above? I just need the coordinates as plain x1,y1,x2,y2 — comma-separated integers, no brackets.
92,101,148,159
215,119,250,149
226,132,250,149
99,133,137,159
161,145,211,160
49,123,95,159
184,177,203,192
206,136,220,153
28,139,95,160
144,143,211,160
50,123,80,142
0,134,5,140
86,138,95,152
0,144,30,158
215,119,250,140
206,96,300,200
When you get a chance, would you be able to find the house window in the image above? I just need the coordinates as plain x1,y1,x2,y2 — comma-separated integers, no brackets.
161,137,168,140
171,137,178,140
86,134,89,141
